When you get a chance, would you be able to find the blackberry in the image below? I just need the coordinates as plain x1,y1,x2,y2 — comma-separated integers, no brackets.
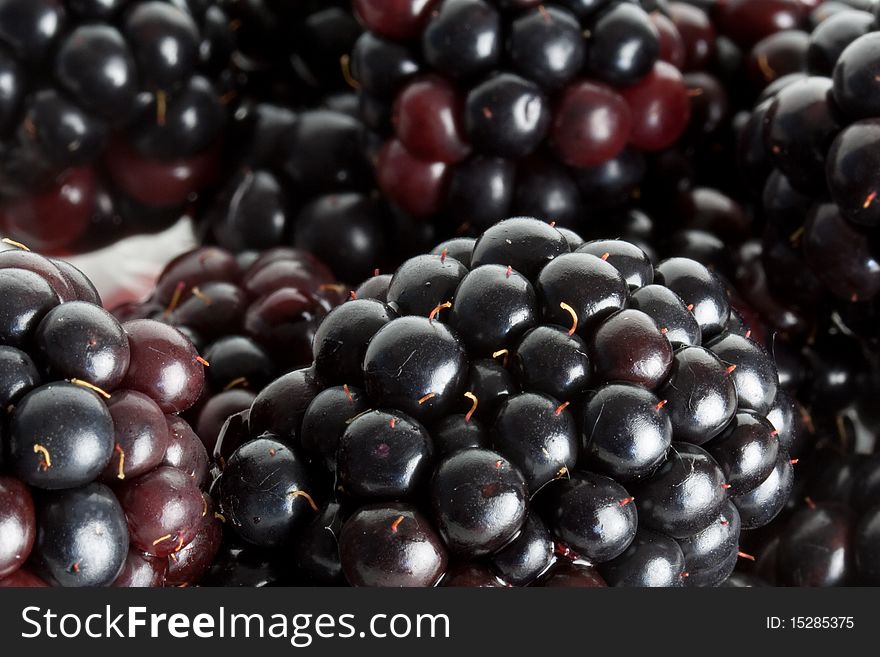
353,0,698,239
0,0,238,253
209,217,793,587
0,243,219,588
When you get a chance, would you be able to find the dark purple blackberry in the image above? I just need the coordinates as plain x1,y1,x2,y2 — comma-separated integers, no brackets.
0,0,238,253
354,0,692,237
205,218,792,586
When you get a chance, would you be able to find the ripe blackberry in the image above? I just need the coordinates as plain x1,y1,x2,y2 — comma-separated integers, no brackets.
0,242,219,587
210,217,793,587
0,0,238,253
352,0,696,237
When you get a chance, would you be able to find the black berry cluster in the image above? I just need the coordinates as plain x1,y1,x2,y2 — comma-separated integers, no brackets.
0,242,218,588
0,0,237,252
210,216,795,587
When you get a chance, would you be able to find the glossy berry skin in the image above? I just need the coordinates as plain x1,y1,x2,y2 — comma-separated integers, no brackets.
582,383,672,482
656,347,737,445
0,0,66,63
129,77,224,159
431,414,488,457
164,499,222,586
100,390,169,482
35,301,130,392
732,455,794,530
112,551,167,588
512,325,590,402
490,511,554,587
590,310,673,389
512,157,583,228
123,1,199,90
387,254,468,317
0,346,40,408
363,316,467,422
354,274,392,303
599,529,686,588
338,410,434,500
765,76,841,192
431,238,476,268
713,0,805,48
376,139,448,217
301,385,370,471
153,247,240,306
450,265,538,355
121,320,205,414
196,390,256,455
0,268,59,348
826,119,880,227
621,62,690,152
509,6,584,91
629,284,701,347
9,383,113,490
117,466,204,557
540,472,637,564
393,76,470,164
578,240,653,290
653,10,686,70
353,0,438,41
294,193,386,285
803,202,880,302
430,448,528,558
161,415,208,488
586,3,659,86
295,502,346,585
832,32,880,120
634,442,727,538
806,9,875,76
351,33,421,98
313,299,395,387
54,25,137,120
33,483,128,588
707,333,778,415
340,503,447,587
464,358,516,422
217,439,316,548
677,500,740,573
855,506,880,584
654,258,730,337
470,217,568,281
0,476,35,578
422,0,500,79
202,336,275,392
491,392,578,492
777,503,855,587
464,73,549,159
445,157,515,232
537,253,628,336
247,368,319,446
708,411,779,497
551,81,631,168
